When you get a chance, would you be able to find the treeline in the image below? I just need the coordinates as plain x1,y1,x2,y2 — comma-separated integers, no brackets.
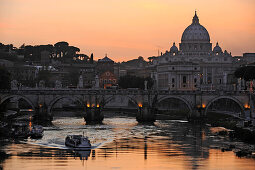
0,41,93,63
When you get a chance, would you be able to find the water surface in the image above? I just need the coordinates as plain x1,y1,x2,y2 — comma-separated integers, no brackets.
1,116,255,170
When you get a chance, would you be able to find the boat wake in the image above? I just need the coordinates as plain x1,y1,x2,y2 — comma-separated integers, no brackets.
22,141,102,150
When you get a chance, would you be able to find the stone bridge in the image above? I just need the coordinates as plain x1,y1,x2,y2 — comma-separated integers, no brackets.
0,89,254,123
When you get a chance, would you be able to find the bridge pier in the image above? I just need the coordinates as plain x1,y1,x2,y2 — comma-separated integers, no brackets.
33,104,53,125
136,103,156,123
84,106,104,124
188,107,206,122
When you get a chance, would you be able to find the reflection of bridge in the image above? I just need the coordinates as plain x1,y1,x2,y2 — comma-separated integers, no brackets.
0,89,253,123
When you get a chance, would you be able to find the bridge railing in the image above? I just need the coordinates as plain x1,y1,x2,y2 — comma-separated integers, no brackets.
0,87,252,95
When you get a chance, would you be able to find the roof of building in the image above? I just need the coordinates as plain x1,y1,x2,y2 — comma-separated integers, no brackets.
98,56,114,62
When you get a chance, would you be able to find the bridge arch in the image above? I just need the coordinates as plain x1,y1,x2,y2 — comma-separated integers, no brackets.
103,95,138,107
47,96,84,115
0,95,36,111
204,96,245,116
157,96,193,116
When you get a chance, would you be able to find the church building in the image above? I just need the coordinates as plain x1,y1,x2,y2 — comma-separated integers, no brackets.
154,11,237,90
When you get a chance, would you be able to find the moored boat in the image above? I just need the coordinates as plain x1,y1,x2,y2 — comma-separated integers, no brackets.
11,123,30,138
65,135,91,149
30,125,44,139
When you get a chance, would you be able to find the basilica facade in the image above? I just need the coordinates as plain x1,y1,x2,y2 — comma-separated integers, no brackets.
154,12,239,91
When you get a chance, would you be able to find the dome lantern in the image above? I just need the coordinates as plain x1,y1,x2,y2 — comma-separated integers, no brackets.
192,11,199,24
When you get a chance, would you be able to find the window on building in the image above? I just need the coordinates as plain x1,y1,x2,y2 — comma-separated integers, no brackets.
172,78,175,83
172,84,175,88
172,67,175,70
194,78,197,83
183,76,187,84
208,77,212,84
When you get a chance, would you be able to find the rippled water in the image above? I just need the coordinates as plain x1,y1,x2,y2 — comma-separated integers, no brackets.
1,115,255,170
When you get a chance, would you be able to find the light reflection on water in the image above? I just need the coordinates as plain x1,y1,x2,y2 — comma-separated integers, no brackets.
1,116,255,170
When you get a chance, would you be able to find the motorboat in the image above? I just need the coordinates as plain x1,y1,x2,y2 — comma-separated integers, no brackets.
30,125,44,139
65,135,91,149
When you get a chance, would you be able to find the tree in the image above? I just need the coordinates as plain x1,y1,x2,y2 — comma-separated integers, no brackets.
54,41,69,59
67,46,80,60
0,67,11,90
74,54,89,62
234,64,255,81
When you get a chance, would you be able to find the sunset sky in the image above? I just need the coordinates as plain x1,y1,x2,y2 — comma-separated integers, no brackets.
0,0,254,62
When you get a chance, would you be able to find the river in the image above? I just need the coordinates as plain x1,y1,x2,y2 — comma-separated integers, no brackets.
1,115,255,170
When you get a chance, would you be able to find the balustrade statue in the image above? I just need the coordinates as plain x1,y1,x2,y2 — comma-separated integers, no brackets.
55,80,62,89
11,80,18,90
39,80,45,89
144,80,148,91
78,75,83,88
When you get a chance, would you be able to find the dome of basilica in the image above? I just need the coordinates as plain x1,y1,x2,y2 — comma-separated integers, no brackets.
170,42,178,53
213,42,222,53
181,11,210,43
